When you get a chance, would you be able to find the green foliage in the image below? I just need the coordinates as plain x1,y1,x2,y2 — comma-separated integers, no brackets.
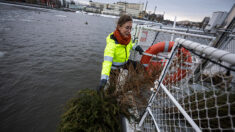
59,64,155,132
59,89,133,132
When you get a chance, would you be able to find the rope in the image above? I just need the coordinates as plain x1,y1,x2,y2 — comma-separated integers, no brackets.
181,45,235,72
151,26,162,46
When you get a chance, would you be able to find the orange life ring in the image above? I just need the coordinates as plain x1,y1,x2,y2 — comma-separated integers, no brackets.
140,41,192,84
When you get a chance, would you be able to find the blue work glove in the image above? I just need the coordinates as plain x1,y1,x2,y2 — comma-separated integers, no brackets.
97,79,107,92
135,45,144,55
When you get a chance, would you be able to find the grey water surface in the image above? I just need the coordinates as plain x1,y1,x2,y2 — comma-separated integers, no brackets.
0,3,116,132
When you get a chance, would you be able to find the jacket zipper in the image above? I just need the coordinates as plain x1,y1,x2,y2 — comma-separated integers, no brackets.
125,46,127,61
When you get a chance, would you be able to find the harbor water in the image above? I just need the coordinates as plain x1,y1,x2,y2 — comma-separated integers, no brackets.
0,3,116,132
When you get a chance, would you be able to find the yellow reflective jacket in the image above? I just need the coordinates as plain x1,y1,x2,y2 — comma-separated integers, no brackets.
101,32,137,80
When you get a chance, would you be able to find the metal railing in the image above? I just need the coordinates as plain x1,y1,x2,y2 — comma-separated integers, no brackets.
128,24,235,132
137,38,235,132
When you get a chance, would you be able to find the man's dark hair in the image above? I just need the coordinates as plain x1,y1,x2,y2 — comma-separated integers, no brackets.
117,14,133,27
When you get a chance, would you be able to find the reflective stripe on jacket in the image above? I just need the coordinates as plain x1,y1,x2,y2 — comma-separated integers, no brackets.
101,32,136,80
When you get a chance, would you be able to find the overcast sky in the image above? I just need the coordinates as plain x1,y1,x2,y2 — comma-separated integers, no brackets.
76,0,234,22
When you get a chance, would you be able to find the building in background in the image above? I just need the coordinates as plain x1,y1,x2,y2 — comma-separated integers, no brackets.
201,17,210,30
101,3,123,16
69,3,86,10
67,0,89,10
221,4,235,30
205,11,228,33
177,20,193,28
89,1,106,13
89,1,144,18
85,6,100,13
148,14,164,22
116,2,144,18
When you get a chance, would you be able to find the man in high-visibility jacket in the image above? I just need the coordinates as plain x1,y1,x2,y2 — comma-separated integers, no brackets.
98,15,144,92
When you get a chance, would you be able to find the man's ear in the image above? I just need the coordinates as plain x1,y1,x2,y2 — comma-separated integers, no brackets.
117,25,121,30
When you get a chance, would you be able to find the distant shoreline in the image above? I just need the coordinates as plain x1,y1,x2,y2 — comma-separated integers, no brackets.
0,0,153,23
0,0,75,12
0,0,202,28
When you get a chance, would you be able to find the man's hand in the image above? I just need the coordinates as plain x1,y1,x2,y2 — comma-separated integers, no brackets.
135,45,144,55
97,79,107,92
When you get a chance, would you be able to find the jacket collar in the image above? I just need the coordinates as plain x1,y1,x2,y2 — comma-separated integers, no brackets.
110,34,118,44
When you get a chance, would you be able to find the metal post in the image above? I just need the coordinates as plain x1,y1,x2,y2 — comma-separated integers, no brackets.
137,25,143,45
154,6,157,14
170,16,177,41
148,107,161,132
143,27,215,40
160,83,201,132
139,40,180,127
